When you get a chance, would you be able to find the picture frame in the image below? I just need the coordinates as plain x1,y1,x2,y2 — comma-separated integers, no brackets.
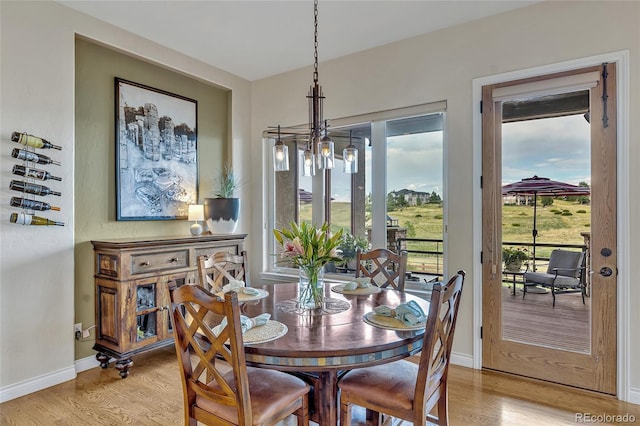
115,78,198,221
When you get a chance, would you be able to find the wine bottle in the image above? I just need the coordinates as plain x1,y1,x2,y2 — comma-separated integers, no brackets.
12,164,62,181
11,148,61,166
11,132,62,150
9,180,61,196
10,212,64,226
10,197,60,212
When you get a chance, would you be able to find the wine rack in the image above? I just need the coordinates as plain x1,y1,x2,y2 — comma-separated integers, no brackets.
7,131,64,226
91,234,247,378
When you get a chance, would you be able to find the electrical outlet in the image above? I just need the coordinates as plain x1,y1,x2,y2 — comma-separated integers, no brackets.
74,322,82,340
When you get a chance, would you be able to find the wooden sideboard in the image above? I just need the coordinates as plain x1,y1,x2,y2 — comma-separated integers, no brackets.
91,234,247,378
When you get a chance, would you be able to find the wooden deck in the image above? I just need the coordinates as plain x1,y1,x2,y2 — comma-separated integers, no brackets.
501,284,591,353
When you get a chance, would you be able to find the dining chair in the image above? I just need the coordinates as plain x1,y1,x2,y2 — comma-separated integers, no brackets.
354,248,408,291
338,270,465,426
197,251,249,293
169,284,310,426
523,249,585,306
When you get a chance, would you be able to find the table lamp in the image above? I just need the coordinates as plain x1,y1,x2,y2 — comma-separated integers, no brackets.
188,204,204,236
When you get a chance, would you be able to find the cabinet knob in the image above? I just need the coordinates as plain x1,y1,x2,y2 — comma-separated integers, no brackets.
170,258,179,263
141,261,150,266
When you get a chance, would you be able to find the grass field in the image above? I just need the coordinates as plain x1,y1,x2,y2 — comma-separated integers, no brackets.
303,199,591,275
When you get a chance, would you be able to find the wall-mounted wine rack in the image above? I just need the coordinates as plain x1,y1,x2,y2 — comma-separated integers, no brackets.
8,131,65,226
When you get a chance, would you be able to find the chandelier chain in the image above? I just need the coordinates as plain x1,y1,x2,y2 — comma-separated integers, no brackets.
313,0,319,83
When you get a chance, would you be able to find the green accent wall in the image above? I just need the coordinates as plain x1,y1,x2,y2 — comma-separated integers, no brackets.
74,38,229,359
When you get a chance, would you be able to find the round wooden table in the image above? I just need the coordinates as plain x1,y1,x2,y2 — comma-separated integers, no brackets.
241,282,430,426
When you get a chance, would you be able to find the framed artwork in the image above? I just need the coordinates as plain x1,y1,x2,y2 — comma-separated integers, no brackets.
115,78,198,220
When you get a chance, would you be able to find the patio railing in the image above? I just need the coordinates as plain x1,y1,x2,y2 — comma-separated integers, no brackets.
394,237,588,281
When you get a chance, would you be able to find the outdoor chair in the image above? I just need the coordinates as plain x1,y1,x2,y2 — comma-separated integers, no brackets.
523,249,586,307
169,284,310,425
355,248,407,291
338,271,465,426
197,251,249,293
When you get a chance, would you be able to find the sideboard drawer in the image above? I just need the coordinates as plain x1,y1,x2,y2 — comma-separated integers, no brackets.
130,249,189,275
195,244,239,260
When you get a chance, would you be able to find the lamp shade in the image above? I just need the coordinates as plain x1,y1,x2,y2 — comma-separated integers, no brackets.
273,140,290,171
302,149,315,176
343,145,358,173
188,204,204,221
317,137,334,170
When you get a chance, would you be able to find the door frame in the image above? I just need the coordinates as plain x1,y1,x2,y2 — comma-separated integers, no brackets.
471,50,631,400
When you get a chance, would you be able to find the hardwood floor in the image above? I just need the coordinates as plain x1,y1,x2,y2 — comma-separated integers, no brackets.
1,346,638,425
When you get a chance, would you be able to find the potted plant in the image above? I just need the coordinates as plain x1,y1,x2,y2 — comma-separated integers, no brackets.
337,232,370,271
204,164,241,234
502,247,529,272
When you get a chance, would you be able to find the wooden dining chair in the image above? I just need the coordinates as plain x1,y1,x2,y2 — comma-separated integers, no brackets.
338,270,465,426
354,248,408,291
197,251,249,293
169,284,310,426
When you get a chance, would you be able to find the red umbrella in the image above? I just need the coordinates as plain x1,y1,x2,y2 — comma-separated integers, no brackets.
502,175,590,269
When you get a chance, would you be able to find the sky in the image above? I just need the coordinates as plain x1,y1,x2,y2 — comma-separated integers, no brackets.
301,112,590,203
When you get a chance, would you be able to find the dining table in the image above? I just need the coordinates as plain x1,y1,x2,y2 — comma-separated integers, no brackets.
239,280,431,426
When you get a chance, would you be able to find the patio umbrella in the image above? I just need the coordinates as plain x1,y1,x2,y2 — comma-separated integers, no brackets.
501,175,590,270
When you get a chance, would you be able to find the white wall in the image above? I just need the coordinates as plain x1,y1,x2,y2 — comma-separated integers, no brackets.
0,0,251,401
251,0,639,400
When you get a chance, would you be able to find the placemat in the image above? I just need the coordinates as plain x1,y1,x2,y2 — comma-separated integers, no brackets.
331,284,381,295
243,320,288,344
236,288,269,302
363,311,426,331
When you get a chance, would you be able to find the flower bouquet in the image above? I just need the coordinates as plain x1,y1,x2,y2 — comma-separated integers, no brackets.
274,222,343,308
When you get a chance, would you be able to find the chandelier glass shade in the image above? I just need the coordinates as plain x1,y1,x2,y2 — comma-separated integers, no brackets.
272,126,289,171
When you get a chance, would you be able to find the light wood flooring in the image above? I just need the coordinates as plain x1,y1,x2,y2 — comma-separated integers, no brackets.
1,345,638,425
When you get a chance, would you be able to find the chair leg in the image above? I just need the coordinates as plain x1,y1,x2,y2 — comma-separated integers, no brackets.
296,395,310,426
340,399,353,426
551,284,556,307
437,386,449,426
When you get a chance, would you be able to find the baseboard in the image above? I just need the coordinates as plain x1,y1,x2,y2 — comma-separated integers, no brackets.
450,351,474,368
74,354,101,373
628,386,640,405
0,365,76,403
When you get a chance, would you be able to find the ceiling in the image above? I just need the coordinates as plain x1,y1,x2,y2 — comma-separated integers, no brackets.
60,0,539,81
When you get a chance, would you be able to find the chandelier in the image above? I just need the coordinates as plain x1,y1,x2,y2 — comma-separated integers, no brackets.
268,0,358,176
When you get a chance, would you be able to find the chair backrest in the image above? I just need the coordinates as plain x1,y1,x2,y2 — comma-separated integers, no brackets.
169,285,253,424
355,248,407,291
198,251,249,293
546,249,584,278
414,270,465,419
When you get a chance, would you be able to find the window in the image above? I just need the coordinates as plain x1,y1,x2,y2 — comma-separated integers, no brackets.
267,104,446,281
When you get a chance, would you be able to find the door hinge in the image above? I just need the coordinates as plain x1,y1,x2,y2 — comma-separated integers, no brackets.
480,326,483,339
480,175,483,189
480,251,483,264
480,100,483,114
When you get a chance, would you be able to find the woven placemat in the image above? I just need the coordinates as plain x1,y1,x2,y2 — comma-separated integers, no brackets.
363,312,426,331
243,320,288,344
331,284,381,296
236,288,269,302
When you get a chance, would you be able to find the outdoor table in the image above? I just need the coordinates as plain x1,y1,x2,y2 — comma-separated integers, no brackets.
240,281,430,426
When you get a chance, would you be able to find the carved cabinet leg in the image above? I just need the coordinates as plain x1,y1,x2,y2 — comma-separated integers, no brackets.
114,358,134,378
96,352,111,369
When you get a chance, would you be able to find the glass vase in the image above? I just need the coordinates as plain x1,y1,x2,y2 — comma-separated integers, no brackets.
298,265,325,309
